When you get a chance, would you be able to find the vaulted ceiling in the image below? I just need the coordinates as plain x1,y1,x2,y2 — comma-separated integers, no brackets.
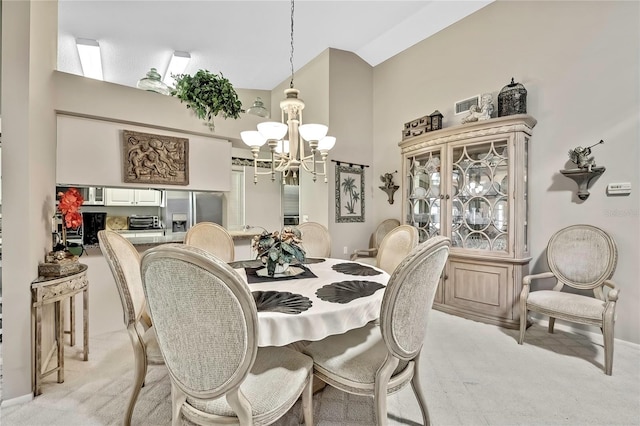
57,1,492,91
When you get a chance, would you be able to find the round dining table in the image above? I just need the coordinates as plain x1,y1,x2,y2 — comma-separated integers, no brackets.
230,257,390,347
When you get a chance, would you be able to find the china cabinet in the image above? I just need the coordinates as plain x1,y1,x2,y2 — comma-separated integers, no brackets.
399,114,536,328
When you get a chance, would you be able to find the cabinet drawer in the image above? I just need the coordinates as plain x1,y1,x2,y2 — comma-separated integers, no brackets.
444,260,513,319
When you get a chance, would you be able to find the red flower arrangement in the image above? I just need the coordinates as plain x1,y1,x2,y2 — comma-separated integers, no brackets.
58,188,84,229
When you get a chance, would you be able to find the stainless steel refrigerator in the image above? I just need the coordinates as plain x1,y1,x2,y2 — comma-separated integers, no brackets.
163,190,224,232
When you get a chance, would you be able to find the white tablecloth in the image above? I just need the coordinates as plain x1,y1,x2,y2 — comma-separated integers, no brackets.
234,258,389,347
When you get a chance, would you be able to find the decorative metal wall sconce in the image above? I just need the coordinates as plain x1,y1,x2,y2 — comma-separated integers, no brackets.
560,140,605,200
379,171,400,204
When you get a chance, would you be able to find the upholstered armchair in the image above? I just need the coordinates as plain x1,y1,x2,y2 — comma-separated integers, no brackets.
184,222,235,262
296,221,331,257
518,224,619,375
140,243,314,425
304,236,450,425
98,230,164,426
350,218,400,265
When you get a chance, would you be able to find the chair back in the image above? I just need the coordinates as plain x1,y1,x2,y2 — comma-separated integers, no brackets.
297,222,331,257
98,230,144,327
140,244,258,401
184,222,235,262
547,224,617,291
371,219,400,250
376,225,419,274
380,236,450,360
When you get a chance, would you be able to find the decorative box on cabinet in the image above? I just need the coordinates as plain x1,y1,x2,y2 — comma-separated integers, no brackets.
399,114,536,329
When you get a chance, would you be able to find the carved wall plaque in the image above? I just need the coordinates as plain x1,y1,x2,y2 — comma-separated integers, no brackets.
123,130,189,185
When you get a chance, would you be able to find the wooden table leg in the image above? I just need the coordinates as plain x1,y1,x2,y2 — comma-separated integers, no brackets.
69,295,76,347
34,304,42,396
83,287,89,361
55,300,64,384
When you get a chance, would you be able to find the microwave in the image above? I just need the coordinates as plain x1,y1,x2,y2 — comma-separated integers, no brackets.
128,215,161,230
56,186,105,205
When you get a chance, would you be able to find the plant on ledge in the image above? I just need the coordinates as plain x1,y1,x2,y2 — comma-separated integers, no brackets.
170,69,243,131
251,227,306,276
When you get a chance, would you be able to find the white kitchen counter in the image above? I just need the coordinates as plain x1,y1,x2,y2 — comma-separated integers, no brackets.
116,229,260,246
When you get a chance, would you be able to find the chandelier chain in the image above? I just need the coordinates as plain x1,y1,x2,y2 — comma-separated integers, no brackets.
289,0,295,89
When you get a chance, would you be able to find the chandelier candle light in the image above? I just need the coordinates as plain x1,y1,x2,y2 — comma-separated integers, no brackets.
241,0,336,185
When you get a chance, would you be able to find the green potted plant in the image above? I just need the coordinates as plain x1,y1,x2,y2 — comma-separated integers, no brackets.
251,227,306,276
170,69,243,131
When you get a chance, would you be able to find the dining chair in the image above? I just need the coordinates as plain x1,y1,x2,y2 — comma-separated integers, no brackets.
351,218,401,265
303,236,450,425
376,224,419,275
97,230,164,426
296,221,331,257
519,224,619,375
184,221,235,262
140,243,314,426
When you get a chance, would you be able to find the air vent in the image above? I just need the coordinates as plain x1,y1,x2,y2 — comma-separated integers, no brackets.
455,95,480,115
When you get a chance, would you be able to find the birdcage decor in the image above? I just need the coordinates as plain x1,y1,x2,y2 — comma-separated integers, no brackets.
498,78,527,117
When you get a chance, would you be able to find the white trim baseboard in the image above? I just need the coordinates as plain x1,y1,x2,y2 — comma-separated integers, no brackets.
1,392,33,407
533,317,640,349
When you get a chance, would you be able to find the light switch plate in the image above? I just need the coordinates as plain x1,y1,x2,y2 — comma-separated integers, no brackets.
606,182,631,195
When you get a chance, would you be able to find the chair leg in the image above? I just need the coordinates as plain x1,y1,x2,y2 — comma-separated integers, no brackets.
518,308,528,345
548,317,556,334
374,355,398,425
603,308,615,375
126,328,148,426
171,382,187,426
227,388,253,425
300,371,314,425
410,354,430,426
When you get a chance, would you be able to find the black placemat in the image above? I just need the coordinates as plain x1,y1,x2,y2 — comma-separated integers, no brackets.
316,280,385,303
228,259,263,269
245,264,318,284
299,257,326,264
331,262,383,276
252,291,312,314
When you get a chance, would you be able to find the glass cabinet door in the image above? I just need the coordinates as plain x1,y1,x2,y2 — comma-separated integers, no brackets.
406,151,442,242
450,139,509,252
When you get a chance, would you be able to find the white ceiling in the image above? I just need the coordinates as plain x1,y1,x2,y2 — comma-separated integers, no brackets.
57,1,492,91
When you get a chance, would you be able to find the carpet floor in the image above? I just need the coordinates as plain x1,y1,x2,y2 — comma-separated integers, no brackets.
2,310,639,425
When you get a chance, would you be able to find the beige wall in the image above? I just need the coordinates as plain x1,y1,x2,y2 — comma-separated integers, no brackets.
2,0,59,401
372,0,640,343
327,49,375,258
57,115,232,191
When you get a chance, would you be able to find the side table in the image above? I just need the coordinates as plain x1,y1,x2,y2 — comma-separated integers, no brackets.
31,263,89,396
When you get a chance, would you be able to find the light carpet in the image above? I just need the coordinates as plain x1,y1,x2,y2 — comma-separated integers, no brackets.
2,310,639,425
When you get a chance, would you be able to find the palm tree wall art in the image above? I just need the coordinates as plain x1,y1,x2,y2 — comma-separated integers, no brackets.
335,164,365,223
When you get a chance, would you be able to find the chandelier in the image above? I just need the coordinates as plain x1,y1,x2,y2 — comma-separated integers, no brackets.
240,0,336,185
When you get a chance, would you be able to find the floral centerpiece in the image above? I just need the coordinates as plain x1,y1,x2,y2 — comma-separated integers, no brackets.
251,227,306,277
55,188,84,252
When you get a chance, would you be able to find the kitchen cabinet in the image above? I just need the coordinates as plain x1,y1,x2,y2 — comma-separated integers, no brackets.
399,114,536,329
104,188,161,206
